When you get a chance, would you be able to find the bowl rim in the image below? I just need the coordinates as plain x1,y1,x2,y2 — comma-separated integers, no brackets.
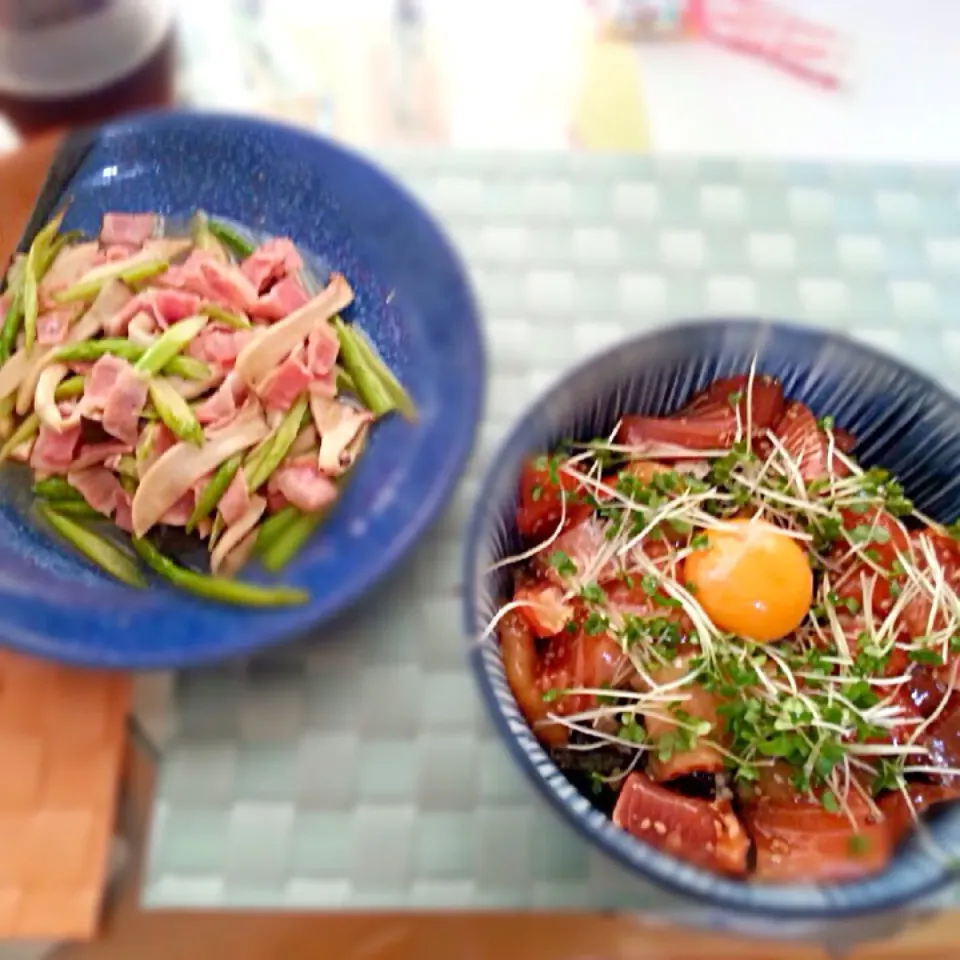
462,316,958,917
0,108,487,668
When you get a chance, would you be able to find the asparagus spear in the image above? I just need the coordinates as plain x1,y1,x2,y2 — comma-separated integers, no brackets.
332,318,416,420
187,453,243,533
260,510,324,572
33,476,82,501
244,395,308,492
148,378,204,446
253,505,301,557
134,315,208,376
199,302,250,329
206,218,255,259
37,503,145,587
53,338,210,380
0,412,38,463
52,258,168,304
41,500,103,520
54,375,85,400
133,537,307,606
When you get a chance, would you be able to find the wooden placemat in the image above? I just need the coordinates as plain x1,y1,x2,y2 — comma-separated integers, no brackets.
0,134,131,941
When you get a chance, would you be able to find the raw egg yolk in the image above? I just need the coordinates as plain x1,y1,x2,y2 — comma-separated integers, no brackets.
683,518,813,642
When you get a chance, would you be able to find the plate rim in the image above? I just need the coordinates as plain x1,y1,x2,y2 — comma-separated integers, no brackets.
462,316,958,917
0,109,486,668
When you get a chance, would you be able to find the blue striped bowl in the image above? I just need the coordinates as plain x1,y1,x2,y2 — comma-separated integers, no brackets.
463,318,960,918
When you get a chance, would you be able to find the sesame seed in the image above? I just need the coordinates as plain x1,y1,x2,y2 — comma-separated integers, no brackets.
770,854,783,864
640,818,651,830
653,821,667,835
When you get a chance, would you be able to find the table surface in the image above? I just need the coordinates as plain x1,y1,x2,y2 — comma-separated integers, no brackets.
4,1,960,956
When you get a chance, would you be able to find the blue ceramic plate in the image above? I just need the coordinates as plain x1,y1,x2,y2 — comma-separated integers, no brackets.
463,319,960,918
0,111,483,668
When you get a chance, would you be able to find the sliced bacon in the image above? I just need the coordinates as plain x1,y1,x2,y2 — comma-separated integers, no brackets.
306,323,339,376
81,353,132,413
310,394,372,475
107,289,202,336
250,276,310,321
199,260,258,312
71,441,131,473
241,237,303,293
219,469,252,527
613,772,749,876
744,795,892,882
67,466,125,516
102,244,139,262
30,421,82,474
160,490,194,527
187,326,255,370
257,348,311,411
36,306,80,345
100,362,148,446
268,456,338,512
100,212,156,248
194,373,247,429
114,492,134,532
514,581,575,638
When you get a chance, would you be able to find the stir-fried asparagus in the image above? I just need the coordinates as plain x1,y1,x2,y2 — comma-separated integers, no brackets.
38,503,146,587
0,208,417,605
133,536,307,606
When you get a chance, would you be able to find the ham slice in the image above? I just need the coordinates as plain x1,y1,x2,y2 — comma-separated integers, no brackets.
67,466,126,516
187,326,255,370
132,409,269,537
160,490,194,527
106,288,201,335
250,276,309,321
101,362,148,445
36,307,79,346
80,354,129,414
235,273,353,390
241,238,303,292
30,421,81,474
18,280,132,417
100,212,156,248
257,348,311,411
268,456,338,513
199,260,258,312
210,495,265,575
194,373,246,429
72,441,131,472
219,469,251,527
310,394,372,475
306,323,339,376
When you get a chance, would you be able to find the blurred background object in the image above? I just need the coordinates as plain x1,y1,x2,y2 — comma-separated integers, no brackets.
0,0,176,137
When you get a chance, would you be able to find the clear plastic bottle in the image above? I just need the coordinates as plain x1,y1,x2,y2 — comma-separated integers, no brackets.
0,0,176,137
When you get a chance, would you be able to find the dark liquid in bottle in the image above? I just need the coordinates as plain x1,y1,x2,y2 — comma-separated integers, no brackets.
0,24,176,138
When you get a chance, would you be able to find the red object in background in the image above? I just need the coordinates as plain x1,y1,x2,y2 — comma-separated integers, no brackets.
0,1,176,138
698,0,846,89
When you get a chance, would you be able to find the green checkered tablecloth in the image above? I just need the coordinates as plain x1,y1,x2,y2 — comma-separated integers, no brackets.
137,151,960,924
